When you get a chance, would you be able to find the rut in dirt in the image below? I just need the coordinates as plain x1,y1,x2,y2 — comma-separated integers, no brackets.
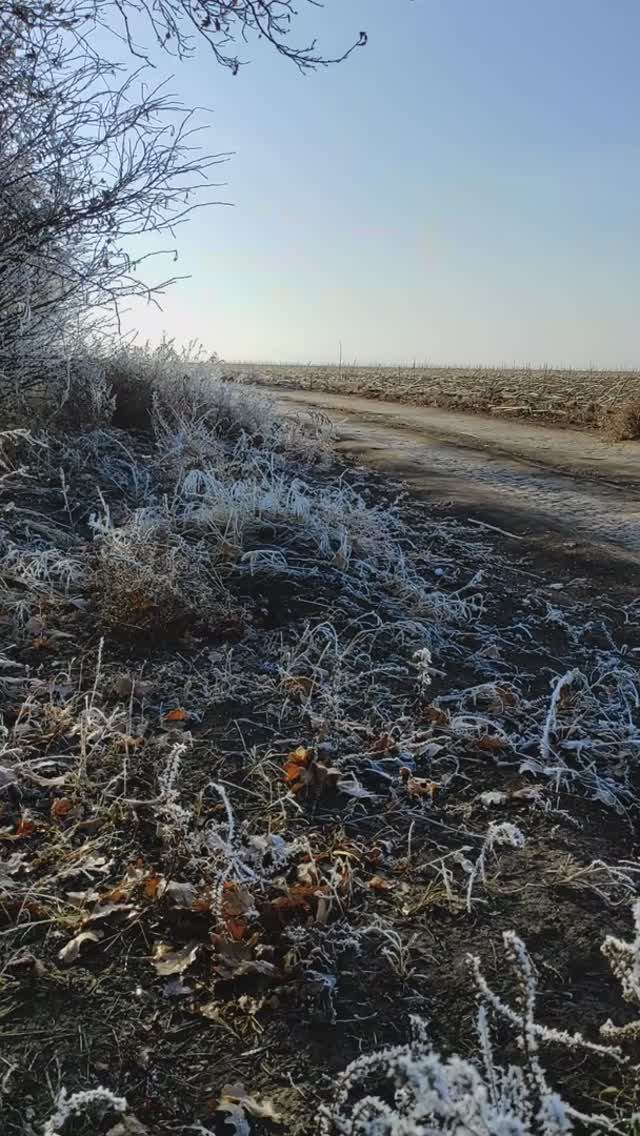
269,387,640,560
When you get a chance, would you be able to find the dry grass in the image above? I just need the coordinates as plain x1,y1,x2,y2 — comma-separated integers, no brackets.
607,398,640,442
232,362,640,433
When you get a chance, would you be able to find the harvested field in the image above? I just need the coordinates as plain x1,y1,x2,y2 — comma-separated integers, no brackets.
1,369,640,1136
231,363,640,433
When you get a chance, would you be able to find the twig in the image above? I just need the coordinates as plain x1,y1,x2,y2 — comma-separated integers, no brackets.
466,518,524,541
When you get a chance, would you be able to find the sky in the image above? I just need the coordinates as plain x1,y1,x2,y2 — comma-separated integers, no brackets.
119,0,640,368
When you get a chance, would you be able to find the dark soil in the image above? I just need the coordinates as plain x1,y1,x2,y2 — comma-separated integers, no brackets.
1,439,639,1136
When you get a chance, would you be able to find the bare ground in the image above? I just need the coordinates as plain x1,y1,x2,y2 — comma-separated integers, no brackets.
267,387,640,571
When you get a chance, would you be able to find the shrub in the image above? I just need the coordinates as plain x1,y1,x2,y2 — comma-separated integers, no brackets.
103,339,279,443
93,511,233,635
607,398,640,441
0,352,114,430
153,373,278,444
103,340,215,432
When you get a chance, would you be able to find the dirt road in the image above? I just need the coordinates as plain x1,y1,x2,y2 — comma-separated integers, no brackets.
270,387,640,571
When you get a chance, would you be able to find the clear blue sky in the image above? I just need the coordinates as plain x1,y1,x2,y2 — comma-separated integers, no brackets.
121,0,640,368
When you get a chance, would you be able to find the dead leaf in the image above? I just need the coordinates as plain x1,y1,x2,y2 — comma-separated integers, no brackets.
114,734,145,751
282,745,311,786
217,538,242,562
151,941,199,977
84,902,139,925
66,889,100,907
17,817,36,837
210,934,280,982
282,747,340,796
143,873,166,900
217,1100,249,1136
421,705,449,726
270,883,327,917
237,993,270,1017
480,786,543,807
477,735,508,753
289,744,311,761
281,676,314,699
492,686,519,709
0,816,36,841
558,683,577,707
369,733,393,754
164,708,188,722
75,817,103,834
221,882,256,940
73,852,112,875
217,1083,282,1134
165,880,198,908
163,977,192,998
408,778,439,799
103,861,152,902
221,1083,282,1124
412,740,445,760
4,952,45,979
480,790,509,806
368,875,394,892
31,637,56,651
224,917,247,942
338,778,377,799
399,769,439,799
58,930,102,965
192,889,213,913
0,896,49,920
198,999,225,1021
51,797,73,818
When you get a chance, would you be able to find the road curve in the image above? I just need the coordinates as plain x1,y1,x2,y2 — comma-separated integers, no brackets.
269,387,640,566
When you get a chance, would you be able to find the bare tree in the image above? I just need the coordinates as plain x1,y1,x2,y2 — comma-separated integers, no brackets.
7,1,367,72
0,1,366,411
1,34,218,328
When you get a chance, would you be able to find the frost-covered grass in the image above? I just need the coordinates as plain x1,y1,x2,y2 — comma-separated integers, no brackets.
0,362,639,1135
321,929,632,1136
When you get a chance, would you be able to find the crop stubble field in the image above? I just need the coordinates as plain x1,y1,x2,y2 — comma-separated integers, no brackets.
233,362,640,434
